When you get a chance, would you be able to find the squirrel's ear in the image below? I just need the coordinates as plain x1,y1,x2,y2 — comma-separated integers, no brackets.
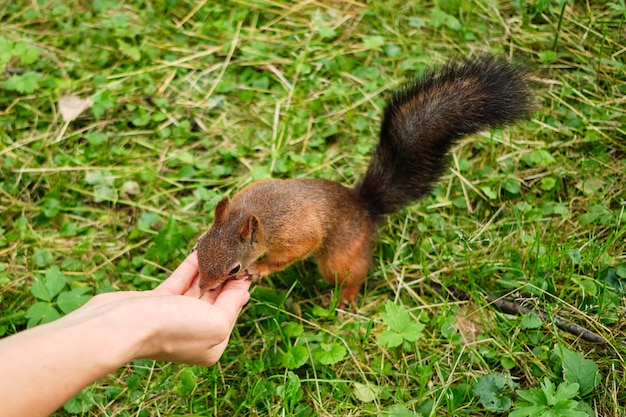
213,197,230,225
240,214,259,243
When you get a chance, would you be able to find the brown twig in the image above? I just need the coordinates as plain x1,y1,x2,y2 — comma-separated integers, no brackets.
430,282,607,344
5,66,27,74
485,294,607,344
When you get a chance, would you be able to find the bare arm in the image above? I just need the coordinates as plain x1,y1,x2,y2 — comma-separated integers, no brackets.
0,252,251,417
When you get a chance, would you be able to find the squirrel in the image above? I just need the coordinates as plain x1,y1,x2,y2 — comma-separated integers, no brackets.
193,55,535,304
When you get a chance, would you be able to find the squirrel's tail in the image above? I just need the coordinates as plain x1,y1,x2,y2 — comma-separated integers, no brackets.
354,55,535,219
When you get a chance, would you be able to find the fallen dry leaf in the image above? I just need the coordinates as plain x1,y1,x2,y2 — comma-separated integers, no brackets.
455,302,489,344
58,95,93,122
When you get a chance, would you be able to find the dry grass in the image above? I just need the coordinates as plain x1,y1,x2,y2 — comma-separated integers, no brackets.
1,1,625,416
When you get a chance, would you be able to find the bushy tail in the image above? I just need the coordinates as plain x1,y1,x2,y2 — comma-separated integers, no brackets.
354,55,535,219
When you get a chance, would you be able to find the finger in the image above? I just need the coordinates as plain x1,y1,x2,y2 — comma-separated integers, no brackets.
199,286,220,304
179,271,203,299
211,279,252,320
174,268,205,299
199,277,252,304
155,252,199,295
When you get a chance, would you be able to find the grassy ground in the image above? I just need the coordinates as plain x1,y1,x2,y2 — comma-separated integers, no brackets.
1,0,625,416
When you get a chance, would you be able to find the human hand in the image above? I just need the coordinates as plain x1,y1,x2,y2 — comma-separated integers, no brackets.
0,252,250,417
142,251,252,365
78,252,251,366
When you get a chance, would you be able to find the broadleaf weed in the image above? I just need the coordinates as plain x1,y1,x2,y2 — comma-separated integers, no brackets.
27,266,91,327
1,0,624,415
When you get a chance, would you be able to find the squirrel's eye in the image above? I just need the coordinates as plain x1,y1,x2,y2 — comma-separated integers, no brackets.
229,264,241,275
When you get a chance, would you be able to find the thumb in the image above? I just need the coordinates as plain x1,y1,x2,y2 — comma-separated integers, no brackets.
156,252,199,295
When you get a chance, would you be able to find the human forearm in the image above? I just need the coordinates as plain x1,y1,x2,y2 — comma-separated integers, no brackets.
0,297,148,417
0,252,250,417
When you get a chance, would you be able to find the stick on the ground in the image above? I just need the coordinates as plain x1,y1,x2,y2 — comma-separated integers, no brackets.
430,282,607,344
485,294,607,344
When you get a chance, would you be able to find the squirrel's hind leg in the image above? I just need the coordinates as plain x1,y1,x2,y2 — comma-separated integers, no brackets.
316,236,373,306
317,255,370,306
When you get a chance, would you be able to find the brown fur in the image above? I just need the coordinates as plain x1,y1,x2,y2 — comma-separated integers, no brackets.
194,55,535,304
195,179,376,302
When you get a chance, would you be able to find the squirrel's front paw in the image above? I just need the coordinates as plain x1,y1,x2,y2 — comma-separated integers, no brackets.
243,264,264,280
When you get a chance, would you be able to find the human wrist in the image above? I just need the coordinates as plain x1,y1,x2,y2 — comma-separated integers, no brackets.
110,297,161,363
115,296,173,362
75,294,157,366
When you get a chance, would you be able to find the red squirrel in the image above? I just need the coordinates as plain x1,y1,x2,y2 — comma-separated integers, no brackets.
194,55,535,304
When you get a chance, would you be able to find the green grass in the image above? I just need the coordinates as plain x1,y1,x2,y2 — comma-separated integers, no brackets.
1,0,625,416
